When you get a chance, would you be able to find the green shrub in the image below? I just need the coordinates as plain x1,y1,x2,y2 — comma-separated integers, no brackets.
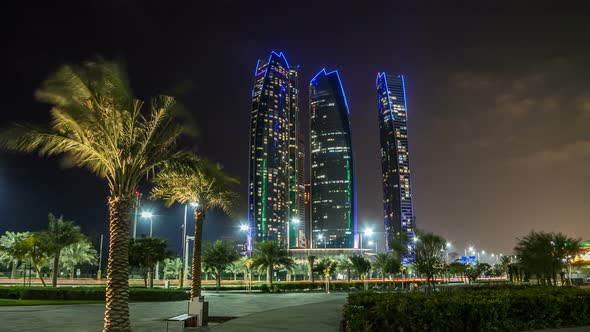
0,286,188,301
343,286,590,332
260,284,271,293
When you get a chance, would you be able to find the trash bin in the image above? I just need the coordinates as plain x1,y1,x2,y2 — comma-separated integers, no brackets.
164,280,170,289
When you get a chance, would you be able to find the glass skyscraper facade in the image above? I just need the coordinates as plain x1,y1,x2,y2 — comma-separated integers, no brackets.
310,69,356,248
248,51,303,249
376,72,415,264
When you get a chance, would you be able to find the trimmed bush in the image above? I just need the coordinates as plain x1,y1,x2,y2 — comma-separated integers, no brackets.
0,286,188,301
343,285,590,331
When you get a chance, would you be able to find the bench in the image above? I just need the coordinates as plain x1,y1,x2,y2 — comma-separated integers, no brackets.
166,314,198,331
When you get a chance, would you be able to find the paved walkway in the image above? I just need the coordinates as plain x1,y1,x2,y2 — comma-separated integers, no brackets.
0,291,347,332
202,298,346,332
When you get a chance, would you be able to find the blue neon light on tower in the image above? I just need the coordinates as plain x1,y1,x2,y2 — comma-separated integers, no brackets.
376,72,415,264
248,51,303,249
309,69,356,249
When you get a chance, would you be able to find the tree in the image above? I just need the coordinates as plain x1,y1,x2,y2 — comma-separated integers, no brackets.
251,241,295,287
150,158,239,299
372,253,400,281
0,231,30,279
129,237,172,288
514,231,581,286
14,233,49,286
448,261,467,281
413,230,446,289
0,61,186,331
349,254,371,289
321,258,337,293
61,239,97,279
292,261,309,281
40,213,84,287
226,260,244,281
163,258,183,280
335,254,353,282
307,255,316,282
202,240,239,291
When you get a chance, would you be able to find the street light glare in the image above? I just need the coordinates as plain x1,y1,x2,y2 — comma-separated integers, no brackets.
292,218,300,224
469,246,474,251
446,242,451,248
240,224,248,231
140,211,153,218
364,228,374,236
190,202,199,207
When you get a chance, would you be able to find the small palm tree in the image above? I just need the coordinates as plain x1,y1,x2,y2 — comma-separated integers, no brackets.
14,233,49,286
41,213,84,286
150,159,239,299
61,239,97,279
335,254,353,282
226,260,244,281
0,231,30,279
251,241,295,287
0,61,186,331
202,240,239,291
372,253,391,281
163,258,183,280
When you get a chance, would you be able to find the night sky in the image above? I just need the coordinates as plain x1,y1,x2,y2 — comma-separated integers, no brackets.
1,1,588,259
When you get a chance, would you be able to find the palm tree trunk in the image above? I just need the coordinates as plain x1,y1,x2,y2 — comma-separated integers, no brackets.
103,195,133,332
52,253,60,287
216,270,221,291
267,265,272,286
33,263,46,287
11,260,18,279
190,207,205,299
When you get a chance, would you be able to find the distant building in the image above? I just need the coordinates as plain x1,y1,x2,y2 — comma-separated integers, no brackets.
376,72,415,264
304,182,311,248
309,69,356,249
248,51,301,249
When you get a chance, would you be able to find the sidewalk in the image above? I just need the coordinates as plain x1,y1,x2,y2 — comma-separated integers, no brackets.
203,297,347,332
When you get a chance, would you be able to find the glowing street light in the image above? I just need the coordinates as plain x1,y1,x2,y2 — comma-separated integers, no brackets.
140,211,154,237
288,218,301,249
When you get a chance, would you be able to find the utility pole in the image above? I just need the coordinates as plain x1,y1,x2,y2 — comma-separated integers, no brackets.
180,204,188,288
97,234,104,280
133,192,142,239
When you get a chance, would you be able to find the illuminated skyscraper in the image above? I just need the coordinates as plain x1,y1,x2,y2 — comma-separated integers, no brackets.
309,69,356,248
376,72,415,264
248,51,302,249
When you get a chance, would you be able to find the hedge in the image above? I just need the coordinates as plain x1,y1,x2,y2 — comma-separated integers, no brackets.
343,285,590,331
0,286,189,301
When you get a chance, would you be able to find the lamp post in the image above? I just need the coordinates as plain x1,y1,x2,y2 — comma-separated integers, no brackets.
368,240,377,252
359,228,374,251
240,224,252,256
288,218,300,249
132,191,142,239
141,211,154,237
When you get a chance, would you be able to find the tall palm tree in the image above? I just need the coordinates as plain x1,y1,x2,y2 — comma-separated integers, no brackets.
335,254,353,282
61,239,97,279
150,159,239,299
41,213,83,286
251,241,295,287
14,233,49,286
0,231,30,279
226,260,244,281
0,61,185,331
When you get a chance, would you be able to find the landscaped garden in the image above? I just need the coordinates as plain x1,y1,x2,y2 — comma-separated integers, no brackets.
343,285,590,331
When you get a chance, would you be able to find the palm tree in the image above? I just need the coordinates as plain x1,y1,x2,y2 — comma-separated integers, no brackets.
61,239,97,279
0,61,186,331
163,258,183,280
251,241,295,287
307,255,316,282
202,240,239,291
335,254,353,282
41,213,83,287
414,230,447,289
373,253,391,281
14,233,49,286
150,159,239,299
226,260,244,281
0,231,30,279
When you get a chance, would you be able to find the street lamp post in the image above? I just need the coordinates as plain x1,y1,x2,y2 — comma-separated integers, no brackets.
359,228,374,252
132,191,142,239
368,240,377,252
317,234,326,249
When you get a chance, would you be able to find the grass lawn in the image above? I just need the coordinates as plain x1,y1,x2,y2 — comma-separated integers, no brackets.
0,299,104,306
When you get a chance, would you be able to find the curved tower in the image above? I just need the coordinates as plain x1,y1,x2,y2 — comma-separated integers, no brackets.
309,69,356,248
376,72,415,264
248,51,301,249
